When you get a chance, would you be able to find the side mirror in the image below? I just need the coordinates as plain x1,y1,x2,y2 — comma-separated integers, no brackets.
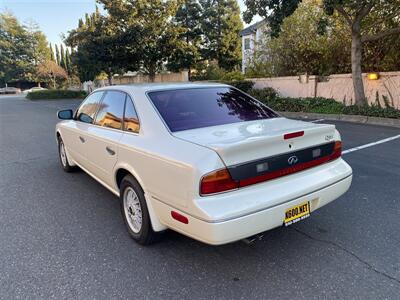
57,109,73,120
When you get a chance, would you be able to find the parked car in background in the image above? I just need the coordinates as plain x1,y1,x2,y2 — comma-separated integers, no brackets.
0,87,22,94
22,86,47,94
55,83,352,245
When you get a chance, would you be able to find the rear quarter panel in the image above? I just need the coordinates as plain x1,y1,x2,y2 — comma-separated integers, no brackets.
116,132,223,211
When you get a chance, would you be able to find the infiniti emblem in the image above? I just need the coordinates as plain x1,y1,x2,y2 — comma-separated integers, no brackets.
288,155,299,165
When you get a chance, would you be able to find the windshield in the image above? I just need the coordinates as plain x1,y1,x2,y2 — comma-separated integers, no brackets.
148,87,278,132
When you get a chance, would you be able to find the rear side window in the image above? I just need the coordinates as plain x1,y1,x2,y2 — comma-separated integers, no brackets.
124,96,140,133
148,87,278,132
76,91,104,123
94,91,126,129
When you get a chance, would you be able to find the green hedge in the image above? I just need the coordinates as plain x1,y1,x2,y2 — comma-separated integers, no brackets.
223,80,255,93
27,90,87,100
248,88,400,119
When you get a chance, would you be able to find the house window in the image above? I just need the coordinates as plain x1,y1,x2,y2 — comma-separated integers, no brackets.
244,38,250,50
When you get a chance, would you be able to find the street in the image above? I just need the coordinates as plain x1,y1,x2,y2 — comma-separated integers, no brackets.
1,95,399,299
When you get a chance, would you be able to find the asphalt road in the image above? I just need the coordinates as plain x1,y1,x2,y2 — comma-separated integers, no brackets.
1,95,399,299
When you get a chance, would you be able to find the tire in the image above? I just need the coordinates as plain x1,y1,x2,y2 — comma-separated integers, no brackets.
57,136,75,173
120,175,158,245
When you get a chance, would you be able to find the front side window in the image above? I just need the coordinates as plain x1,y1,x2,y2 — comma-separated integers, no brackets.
148,87,278,132
76,91,104,123
94,91,126,129
124,96,140,133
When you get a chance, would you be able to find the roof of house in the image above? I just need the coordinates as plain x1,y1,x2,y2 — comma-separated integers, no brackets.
239,20,267,37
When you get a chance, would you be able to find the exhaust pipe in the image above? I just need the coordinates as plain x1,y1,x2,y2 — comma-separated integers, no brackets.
242,233,264,245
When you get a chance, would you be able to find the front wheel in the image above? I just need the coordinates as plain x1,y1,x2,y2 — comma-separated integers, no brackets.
57,137,74,172
120,175,158,245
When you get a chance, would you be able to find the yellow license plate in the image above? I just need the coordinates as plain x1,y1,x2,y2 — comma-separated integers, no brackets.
284,202,310,226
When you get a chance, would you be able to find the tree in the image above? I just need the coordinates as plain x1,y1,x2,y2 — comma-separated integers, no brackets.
37,60,67,88
99,0,184,81
25,21,51,65
24,21,52,84
200,0,243,70
85,13,91,28
66,10,133,84
251,0,350,77
54,44,60,65
60,44,66,70
168,0,203,77
243,0,301,37
363,25,400,72
0,13,33,86
49,43,55,61
0,13,55,87
65,48,71,74
323,0,400,106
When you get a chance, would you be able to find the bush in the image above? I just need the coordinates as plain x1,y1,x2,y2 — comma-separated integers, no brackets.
27,90,87,100
224,80,254,93
190,65,254,92
191,65,226,81
191,65,244,81
248,88,400,119
343,105,400,119
247,87,278,100
220,70,245,81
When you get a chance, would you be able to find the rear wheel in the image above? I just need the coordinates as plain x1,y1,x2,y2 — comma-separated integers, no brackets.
120,175,158,245
57,137,74,172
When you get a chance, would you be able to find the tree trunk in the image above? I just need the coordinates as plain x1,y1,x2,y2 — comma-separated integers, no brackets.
149,72,156,82
351,26,367,106
107,73,113,86
148,64,156,82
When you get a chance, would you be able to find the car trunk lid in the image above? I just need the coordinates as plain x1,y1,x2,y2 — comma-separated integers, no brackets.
173,117,337,166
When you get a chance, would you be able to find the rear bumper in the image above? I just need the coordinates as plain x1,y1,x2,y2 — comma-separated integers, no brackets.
152,169,352,245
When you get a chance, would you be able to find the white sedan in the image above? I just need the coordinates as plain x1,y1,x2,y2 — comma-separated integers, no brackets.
23,86,47,94
56,83,352,245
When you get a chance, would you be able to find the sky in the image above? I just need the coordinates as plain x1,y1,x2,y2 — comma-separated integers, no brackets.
0,0,261,46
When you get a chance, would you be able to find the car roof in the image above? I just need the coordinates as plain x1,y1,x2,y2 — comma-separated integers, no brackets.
94,82,231,93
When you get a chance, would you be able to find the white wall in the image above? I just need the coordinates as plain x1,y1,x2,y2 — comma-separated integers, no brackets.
250,72,400,109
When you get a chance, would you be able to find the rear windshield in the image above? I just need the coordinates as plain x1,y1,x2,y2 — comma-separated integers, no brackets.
148,87,278,132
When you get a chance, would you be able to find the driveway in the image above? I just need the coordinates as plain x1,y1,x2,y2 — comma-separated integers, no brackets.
1,95,399,299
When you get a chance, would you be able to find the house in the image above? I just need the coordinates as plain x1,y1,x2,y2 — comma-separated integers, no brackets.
239,20,268,73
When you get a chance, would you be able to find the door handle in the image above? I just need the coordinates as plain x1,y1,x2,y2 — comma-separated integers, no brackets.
79,136,85,143
106,146,115,156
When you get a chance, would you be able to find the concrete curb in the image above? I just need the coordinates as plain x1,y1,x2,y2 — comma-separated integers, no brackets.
279,111,400,128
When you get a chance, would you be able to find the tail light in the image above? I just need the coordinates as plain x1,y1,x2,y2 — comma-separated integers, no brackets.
331,141,342,159
200,140,342,196
200,168,238,195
